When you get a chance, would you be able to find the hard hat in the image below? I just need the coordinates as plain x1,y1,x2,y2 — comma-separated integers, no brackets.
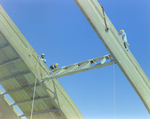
55,63,58,67
41,53,45,56
120,29,124,32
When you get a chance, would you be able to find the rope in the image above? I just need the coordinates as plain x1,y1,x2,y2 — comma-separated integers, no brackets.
100,50,108,56
113,62,116,119
30,56,40,119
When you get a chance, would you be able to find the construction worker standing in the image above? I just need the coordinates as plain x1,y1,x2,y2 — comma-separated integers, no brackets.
120,30,129,52
49,63,58,70
41,53,46,63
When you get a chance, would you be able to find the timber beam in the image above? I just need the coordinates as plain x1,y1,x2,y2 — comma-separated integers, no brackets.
0,71,30,82
19,109,59,117
74,0,150,113
11,96,50,106
1,84,40,95
0,58,20,67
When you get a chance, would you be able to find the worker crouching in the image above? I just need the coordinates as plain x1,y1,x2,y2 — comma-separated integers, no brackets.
41,63,59,83
49,63,58,74
49,63,58,70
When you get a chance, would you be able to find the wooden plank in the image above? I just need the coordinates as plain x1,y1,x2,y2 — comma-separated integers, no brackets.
74,0,150,113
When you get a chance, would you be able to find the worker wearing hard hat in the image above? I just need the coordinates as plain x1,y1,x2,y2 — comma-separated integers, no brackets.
41,53,46,63
120,30,129,52
49,63,58,70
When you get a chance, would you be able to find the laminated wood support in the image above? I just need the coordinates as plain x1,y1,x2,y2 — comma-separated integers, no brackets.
11,96,50,106
0,71,30,82
0,58,20,67
1,84,40,95
74,0,150,113
19,109,59,117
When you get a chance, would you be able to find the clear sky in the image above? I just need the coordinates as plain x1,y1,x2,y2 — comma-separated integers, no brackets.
0,0,150,119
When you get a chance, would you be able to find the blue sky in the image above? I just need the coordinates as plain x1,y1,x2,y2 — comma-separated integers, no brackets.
0,0,150,119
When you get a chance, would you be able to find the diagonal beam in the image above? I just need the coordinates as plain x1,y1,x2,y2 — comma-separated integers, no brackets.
0,71,30,82
0,58,20,67
19,109,59,117
2,83,40,95
11,96,50,106
74,0,150,113
43,54,114,81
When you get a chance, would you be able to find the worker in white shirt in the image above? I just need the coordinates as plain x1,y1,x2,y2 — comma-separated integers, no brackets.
120,29,129,52
41,53,46,63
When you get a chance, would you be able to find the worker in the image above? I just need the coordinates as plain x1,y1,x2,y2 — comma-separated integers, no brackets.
41,53,46,63
49,63,58,75
49,63,58,70
120,29,129,52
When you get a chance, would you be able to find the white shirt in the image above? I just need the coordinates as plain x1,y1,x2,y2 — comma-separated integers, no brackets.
41,58,46,63
120,32,127,42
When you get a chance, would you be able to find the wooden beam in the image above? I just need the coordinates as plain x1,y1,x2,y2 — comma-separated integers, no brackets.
2,83,40,95
19,109,59,117
0,71,30,82
0,58,20,67
11,96,50,106
74,0,150,113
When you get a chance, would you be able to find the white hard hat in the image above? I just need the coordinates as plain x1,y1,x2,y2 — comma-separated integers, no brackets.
41,53,45,56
